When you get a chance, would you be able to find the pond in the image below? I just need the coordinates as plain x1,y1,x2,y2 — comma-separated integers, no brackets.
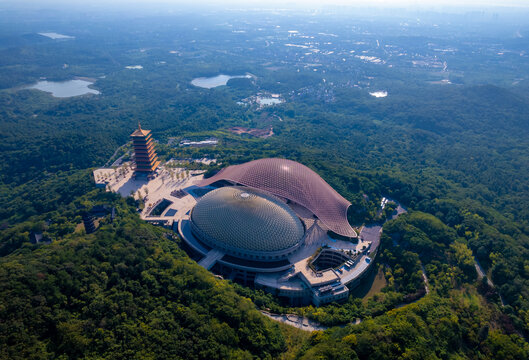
369,91,388,98
191,74,251,89
38,32,74,39
25,79,100,98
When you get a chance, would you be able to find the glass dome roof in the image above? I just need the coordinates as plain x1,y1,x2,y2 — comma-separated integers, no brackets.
190,186,305,253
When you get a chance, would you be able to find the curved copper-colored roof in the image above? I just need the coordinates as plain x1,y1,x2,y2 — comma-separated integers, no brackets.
200,158,357,237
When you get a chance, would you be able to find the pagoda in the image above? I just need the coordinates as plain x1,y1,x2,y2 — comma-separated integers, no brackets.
130,123,160,176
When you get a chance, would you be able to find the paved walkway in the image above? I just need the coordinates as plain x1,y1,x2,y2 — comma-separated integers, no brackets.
104,143,126,167
359,225,382,251
474,258,493,287
475,257,506,306
198,249,225,270
260,311,329,332
421,263,430,294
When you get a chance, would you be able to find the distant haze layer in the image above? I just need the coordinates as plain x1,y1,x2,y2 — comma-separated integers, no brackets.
4,0,529,9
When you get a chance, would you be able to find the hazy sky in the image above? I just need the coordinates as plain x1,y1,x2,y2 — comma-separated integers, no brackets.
211,0,528,5
115,0,529,7
3,0,529,7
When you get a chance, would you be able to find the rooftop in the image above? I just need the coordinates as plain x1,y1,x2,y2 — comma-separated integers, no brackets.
130,123,151,137
200,158,357,237
191,186,305,253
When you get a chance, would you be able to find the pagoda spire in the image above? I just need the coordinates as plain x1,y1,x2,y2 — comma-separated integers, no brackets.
130,124,160,175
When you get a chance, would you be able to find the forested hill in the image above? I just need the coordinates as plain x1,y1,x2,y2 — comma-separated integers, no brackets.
2,6,529,359
1,192,529,359
0,193,287,360
3,83,529,226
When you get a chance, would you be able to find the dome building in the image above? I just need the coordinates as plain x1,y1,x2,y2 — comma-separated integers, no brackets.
178,158,378,306
199,158,356,237
190,186,305,261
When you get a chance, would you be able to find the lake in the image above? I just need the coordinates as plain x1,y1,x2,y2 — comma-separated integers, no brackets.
38,32,74,39
191,74,251,89
369,91,388,98
26,79,100,98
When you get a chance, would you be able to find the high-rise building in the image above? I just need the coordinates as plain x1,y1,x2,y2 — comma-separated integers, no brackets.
131,123,160,175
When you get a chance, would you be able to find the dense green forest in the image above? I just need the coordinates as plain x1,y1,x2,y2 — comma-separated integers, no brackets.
0,193,289,359
1,4,529,359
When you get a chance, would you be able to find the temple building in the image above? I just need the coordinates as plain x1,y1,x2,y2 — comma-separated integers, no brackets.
131,123,160,176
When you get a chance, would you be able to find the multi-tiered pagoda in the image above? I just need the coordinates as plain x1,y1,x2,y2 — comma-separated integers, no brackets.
131,123,160,177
